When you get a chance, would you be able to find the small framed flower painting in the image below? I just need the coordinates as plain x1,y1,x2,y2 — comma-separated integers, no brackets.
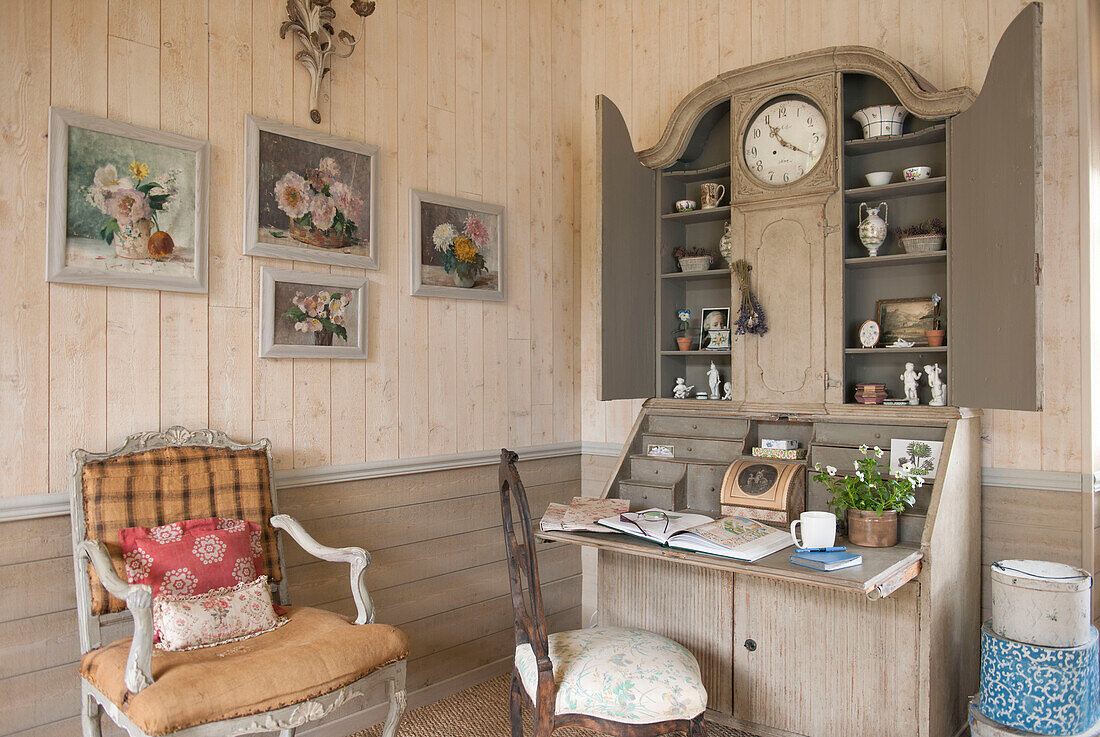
244,115,379,269
46,107,209,292
258,267,368,359
410,189,505,301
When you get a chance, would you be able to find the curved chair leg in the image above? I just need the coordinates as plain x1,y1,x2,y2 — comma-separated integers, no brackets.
687,714,708,736
81,692,102,737
381,675,407,737
509,670,524,737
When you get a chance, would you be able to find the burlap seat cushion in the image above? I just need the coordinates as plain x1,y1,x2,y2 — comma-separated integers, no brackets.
80,445,280,615
81,606,409,736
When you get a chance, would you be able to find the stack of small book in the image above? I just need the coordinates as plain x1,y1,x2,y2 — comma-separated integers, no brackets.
789,549,863,571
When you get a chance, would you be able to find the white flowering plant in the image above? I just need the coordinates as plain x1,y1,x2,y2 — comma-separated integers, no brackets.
274,157,364,241
812,444,921,516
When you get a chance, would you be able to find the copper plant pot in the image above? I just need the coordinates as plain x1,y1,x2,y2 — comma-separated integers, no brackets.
847,509,898,548
289,220,354,249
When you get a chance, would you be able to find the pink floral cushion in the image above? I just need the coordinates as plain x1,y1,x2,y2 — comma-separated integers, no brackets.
153,576,287,651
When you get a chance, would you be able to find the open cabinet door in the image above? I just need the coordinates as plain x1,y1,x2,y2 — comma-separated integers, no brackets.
598,95,657,400
948,2,1043,411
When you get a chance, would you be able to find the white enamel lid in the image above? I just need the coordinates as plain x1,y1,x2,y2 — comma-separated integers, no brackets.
991,559,1092,593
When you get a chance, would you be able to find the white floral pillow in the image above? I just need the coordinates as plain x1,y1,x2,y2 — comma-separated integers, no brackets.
153,575,287,652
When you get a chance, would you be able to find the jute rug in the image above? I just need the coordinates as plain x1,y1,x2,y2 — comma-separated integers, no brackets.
350,674,757,737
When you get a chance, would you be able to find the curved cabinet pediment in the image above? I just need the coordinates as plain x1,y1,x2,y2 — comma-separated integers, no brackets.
638,45,976,170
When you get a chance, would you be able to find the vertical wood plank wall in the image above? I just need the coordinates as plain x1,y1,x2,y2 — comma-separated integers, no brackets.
0,456,582,737
0,0,581,500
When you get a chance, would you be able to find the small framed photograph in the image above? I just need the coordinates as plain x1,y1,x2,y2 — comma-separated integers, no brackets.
259,267,368,359
46,107,209,292
706,328,731,350
244,115,379,269
875,297,935,346
889,438,944,479
646,444,675,458
698,307,731,349
410,189,505,301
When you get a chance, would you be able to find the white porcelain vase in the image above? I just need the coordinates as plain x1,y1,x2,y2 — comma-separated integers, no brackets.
857,202,888,257
852,104,908,139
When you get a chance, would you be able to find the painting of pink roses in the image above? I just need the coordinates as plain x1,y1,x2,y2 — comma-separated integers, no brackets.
245,116,379,270
47,107,209,292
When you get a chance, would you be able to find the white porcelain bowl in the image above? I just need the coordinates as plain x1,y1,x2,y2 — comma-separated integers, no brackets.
903,166,932,181
852,104,908,139
674,199,698,212
865,171,893,186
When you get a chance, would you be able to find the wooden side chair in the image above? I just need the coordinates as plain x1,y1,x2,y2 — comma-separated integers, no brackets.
498,449,708,737
70,427,408,737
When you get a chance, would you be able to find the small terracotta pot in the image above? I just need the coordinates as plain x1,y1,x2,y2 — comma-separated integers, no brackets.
676,337,693,351
925,329,946,347
847,509,898,548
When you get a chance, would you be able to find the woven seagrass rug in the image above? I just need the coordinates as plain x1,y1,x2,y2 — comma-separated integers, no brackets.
350,673,757,737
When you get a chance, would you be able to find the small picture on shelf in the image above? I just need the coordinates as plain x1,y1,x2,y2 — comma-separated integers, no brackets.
698,307,730,349
875,297,935,346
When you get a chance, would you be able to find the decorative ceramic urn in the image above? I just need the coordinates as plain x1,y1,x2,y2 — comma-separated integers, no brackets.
857,201,888,257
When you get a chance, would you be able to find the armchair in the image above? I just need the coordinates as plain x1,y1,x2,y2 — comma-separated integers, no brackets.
71,427,407,737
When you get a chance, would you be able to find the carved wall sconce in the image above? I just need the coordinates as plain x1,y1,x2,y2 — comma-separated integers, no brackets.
280,0,377,124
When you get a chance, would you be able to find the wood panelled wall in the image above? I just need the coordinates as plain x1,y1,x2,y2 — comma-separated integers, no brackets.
578,0,1087,476
0,456,581,737
0,0,581,499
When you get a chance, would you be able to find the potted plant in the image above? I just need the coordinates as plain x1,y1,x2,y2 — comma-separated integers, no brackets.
926,292,945,346
672,309,693,351
811,444,923,547
673,246,714,272
894,217,946,254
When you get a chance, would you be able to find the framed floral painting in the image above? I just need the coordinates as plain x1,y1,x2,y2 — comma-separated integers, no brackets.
46,107,209,292
410,189,504,301
258,267,368,359
244,116,379,269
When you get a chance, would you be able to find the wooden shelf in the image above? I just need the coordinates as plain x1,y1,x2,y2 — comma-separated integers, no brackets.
845,251,946,269
662,162,732,183
845,346,948,355
843,124,946,155
661,268,732,280
661,205,732,223
660,349,732,356
844,176,946,202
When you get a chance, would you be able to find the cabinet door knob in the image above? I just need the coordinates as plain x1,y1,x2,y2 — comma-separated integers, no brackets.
744,638,757,652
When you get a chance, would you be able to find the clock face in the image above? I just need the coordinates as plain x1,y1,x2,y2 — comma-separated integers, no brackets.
743,96,827,186
859,319,881,348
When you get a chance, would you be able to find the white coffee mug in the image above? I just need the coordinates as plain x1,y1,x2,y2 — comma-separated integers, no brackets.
790,511,837,549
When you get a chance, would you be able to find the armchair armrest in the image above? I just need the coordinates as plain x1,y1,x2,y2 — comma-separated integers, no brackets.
271,514,376,625
77,540,154,694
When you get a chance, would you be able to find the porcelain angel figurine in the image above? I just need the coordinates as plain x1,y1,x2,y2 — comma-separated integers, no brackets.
924,363,947,406
672,378,694,399
901,362,923,405
722,381,733,400
707,362,721,399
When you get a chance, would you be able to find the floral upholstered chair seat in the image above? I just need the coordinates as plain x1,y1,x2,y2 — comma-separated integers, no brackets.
514,626,708,724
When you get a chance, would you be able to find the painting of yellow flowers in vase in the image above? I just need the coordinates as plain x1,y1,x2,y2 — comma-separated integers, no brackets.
245,116,379,270
47,108,208,292
410,190,505,301
259,268,367,359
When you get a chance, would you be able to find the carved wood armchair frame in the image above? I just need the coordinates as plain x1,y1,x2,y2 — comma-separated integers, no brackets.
498,450,706,737
70,427,406,737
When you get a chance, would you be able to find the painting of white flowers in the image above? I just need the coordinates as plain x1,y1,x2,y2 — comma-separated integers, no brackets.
410,189,504,301
258,268,368,359
244,116,379,270
46,107,209,292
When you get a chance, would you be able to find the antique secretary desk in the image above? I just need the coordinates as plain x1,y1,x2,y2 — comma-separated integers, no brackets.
540,5,1042,737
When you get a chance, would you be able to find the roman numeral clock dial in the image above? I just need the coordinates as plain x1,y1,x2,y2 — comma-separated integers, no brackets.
743,96,827,186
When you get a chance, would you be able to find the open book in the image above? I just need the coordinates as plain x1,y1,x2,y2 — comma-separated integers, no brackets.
597,509,794,562
540,498,631,533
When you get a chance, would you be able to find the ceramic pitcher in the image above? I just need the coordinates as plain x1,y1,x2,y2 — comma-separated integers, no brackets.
857,201,888,257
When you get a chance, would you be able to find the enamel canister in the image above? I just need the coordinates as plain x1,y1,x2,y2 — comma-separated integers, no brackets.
991,559,1092,648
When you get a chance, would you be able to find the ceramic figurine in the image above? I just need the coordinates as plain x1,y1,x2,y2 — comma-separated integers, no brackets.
707,362,721,399
889,338,916,348
722,381,732,400
901,362,923,405
672,378,694,399
857,201,888,257
719,221,733,261
925,363,947,406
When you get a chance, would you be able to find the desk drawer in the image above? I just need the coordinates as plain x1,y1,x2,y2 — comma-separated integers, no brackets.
646,414,749,439
812,422,945,447
618,480,683,510
686,463,726,513
642,434,740,461
630,457,687,484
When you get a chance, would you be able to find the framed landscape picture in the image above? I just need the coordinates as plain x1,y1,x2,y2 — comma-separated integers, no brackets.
410,189,504,301
258,267,368,359
46,107,209,292
245,116,379,270
875,297,935,345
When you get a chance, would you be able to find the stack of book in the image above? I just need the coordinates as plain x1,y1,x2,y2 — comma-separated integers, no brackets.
854,383,889,404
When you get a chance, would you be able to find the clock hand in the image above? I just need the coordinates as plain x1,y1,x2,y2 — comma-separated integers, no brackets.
766,122,813,157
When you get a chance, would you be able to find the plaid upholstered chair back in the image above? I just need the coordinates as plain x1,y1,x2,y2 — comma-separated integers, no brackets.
70,428,286,640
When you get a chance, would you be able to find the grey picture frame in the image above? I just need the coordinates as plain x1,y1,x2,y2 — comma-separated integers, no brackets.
409,189,505,301
244,115,380,270
258,267,369,359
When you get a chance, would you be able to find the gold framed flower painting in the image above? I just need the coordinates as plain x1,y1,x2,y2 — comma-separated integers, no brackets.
46,107,209,292
258,267,368,359
410,189,505,301
244,115,379,269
